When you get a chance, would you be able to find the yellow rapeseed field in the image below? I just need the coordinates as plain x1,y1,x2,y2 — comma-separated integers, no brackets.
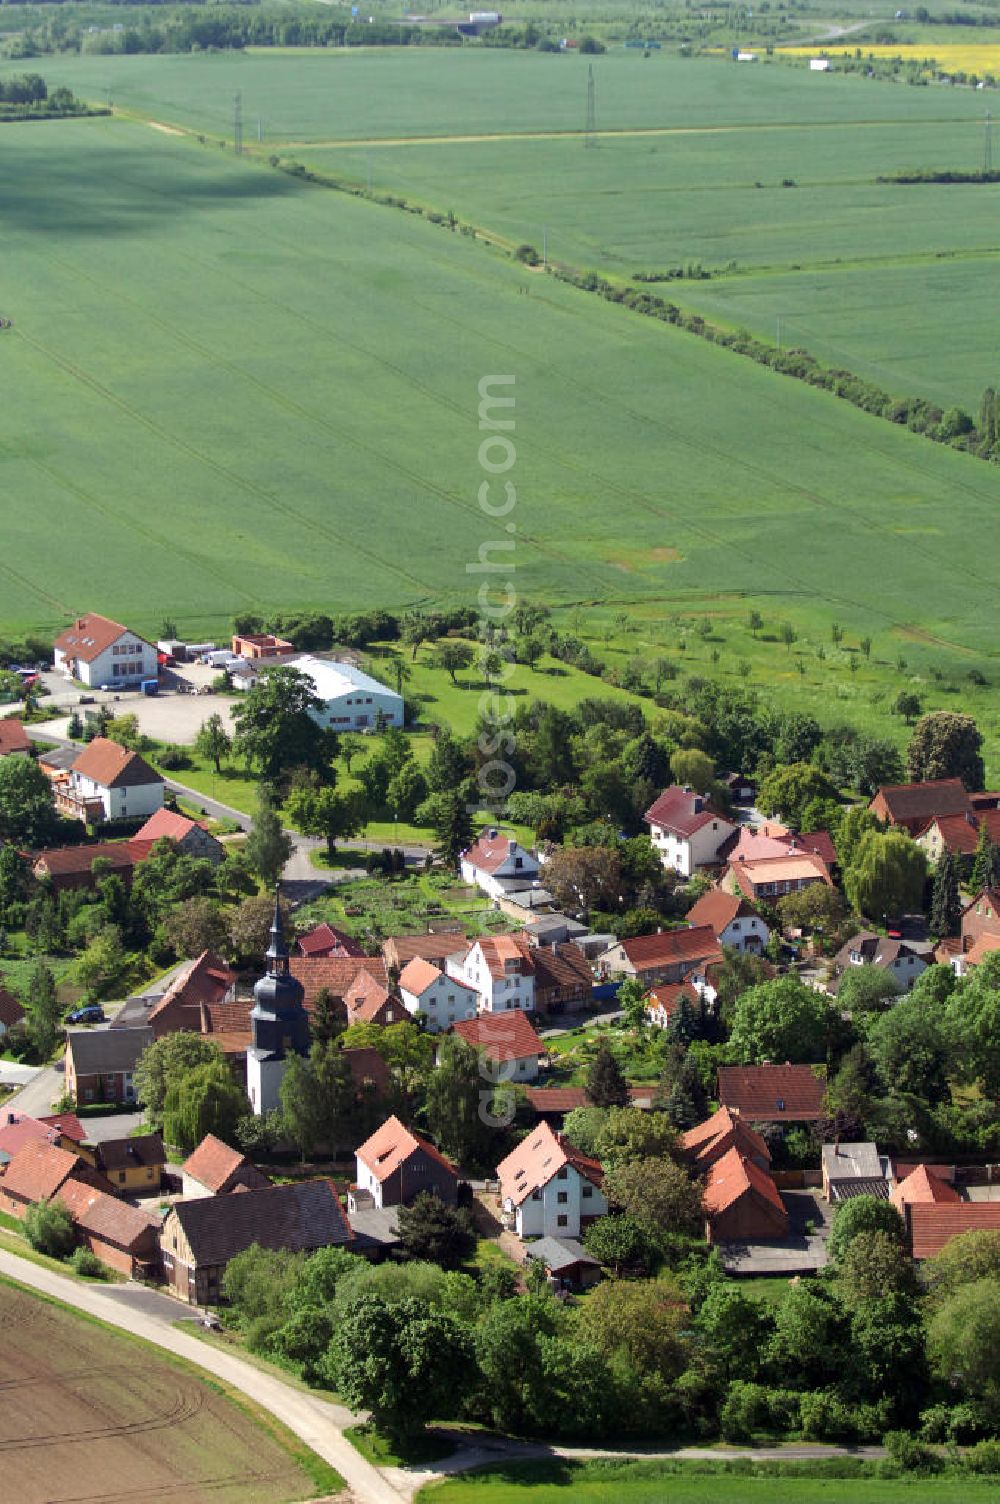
781,43,1000,72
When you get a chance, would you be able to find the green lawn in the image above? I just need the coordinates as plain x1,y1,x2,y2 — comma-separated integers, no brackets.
417,1457,995,1503
345,1422,454,1467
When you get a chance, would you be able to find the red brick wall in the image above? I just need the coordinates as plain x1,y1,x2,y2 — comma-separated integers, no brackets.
962,898,1000,951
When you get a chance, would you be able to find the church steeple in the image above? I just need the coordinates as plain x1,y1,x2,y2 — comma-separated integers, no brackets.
249,884,309,1056
265,887,290,976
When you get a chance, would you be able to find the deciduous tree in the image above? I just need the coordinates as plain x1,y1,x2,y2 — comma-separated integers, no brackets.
843,830,926,922
163,1057,248,1152
243,787,293,888
728,977,832,1064
907,711,985,790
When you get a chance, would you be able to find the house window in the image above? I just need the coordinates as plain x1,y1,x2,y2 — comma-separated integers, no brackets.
531,1189,541,1200
556,1167,567,1180
582,1185,593,1198
118,1172,126,1184
557,1215,568,1228
557,1191,568,1204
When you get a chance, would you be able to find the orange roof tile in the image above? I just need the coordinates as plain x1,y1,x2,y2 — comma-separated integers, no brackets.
703,1145,786,1219
1,1139,84,1202
0,720,30,756
289,956,388,1006
59,1178,159,1252
399,956,447,995
681,1106,770,1168
53,613,140,664
182,1134,268,1194
909,1203,1000,1259
355,1115,456,1184
616,925,723,971
452,1012,543,1062
496,1121,603,1208
891,1164,961,1211
70,738,162,790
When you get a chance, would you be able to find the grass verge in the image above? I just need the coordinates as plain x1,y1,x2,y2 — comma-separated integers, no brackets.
345,1422,455,1467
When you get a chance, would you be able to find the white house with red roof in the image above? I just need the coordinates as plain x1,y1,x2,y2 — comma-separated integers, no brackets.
446,934,536,1014
451,1011,544,1083
53,613,157,690
496,1121,607,1239
399,957,478,1032
685,888,771,954
460,829,539,899
643,786,737,877
354,1115,458,1208
56,738,164,824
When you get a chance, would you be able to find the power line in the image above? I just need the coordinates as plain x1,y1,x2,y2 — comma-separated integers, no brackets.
584,64,596,148
234,91,243,157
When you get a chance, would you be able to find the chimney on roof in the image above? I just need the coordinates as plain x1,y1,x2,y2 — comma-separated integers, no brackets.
693,796,703,814
77,619,85,630
508,839,517,855
488,828,498,840
683,784,692,794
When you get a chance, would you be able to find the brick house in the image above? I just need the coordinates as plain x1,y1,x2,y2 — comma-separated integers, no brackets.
146,952,239,1039
59,1178,161,1277
703,1146,788,1243
134,808,224,865
354,1115,458,1210
181,1133,273,1199
161,1179,353,1304
296,922,366,959
0,1140,108,1219
869,778,973,835
31,841,141,894
64,1026,153,1107
288,956,389,1009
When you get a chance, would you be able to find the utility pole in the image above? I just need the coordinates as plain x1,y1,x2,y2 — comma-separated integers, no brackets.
985,109,993,174
584,64,596,148
234,91,243,157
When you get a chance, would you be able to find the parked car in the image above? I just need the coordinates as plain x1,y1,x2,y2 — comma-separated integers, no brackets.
66,1005,105,1025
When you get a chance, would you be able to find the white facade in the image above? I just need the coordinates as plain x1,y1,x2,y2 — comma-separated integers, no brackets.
649,816,735,878
180,1173,215,1201
292,655,403,732
354,1154,387,1209
508,1165,608,1239
717,913,770,953
460,838,539,900
66,767,164,823
844,947,927,993
247,1051,286,1117
401,972,478,1033
447,940,536,1014
55,630,157,690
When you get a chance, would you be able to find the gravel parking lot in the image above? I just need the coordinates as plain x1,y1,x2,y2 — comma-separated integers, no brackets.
35,666,238,747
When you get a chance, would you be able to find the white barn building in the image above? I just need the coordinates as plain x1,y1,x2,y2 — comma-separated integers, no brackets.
292,655,403,732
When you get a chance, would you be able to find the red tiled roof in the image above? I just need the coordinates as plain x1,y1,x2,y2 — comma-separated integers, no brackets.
382,931,467,969
0,719,30,756
703,1145,786,1218
909,1203,1000,1259
53,613,138,664
59,1177,159,1252
524,1087,589,1114
148,951,237,1030
32,841,136,880
473,934,535,981
681,1105,770,1169
616,925,723,971
1,1139,85,1202
717,1064,827,1122
496,1121,603,1208
37,1112,86,1143
891,1163,961,1211
399,956,446,995
530,944,594,994
0,1113,67,1159
684,889,752,935
452,1011,544,1062
70,738,162,790
342,971,404,1027
355,1115,456,1184
296,922,365,958
0,988,25,1029
919,810,1000,857
727,851,831,899
644,785,731,838
871,778,972,828
134,808,208,844
289,956,388,1007
182,1134,267,1194
462,832,535,876
795,829,839,867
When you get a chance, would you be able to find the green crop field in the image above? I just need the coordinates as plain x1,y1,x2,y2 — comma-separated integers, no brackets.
3,50,1000,701
417,1456,997,1503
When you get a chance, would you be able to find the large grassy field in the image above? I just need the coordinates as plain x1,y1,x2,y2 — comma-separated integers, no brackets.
417,1456,997,1503
0,1279,341,1503
2,110,1000,649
